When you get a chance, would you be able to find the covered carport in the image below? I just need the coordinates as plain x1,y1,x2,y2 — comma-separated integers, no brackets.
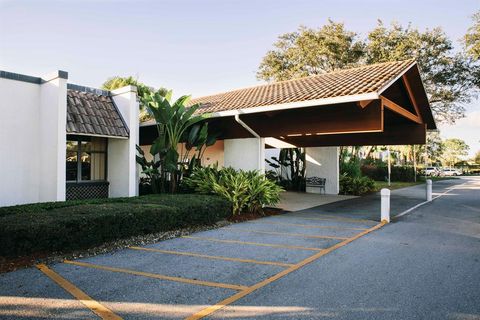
140,59,436,195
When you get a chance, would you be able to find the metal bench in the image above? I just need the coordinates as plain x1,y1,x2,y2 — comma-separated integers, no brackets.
306,177,326,194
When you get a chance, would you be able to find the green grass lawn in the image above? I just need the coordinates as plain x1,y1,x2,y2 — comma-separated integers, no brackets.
373,181,422,191
374,176,458,191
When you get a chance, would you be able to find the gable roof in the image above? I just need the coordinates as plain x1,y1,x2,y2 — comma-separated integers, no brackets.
66,89,129,138
190,59,418,115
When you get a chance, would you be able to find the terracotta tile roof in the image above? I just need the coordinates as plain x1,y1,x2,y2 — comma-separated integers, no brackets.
66,90,129,137
190,59,415,114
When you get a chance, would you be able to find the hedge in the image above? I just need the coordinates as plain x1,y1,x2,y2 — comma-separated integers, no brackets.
361,165,416,182
0,194,230,257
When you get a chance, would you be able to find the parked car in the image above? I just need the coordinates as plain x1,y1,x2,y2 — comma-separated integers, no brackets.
424,167,441,176
442,168,462,176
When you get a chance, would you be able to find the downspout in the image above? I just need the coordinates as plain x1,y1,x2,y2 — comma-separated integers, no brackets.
234,114,264,171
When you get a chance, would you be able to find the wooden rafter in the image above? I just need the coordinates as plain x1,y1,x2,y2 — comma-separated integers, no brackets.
402,75,423,121
356,99,374,109
380,96,422,124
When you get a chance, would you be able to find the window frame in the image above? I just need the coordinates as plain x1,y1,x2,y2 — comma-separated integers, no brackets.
66,135,108,183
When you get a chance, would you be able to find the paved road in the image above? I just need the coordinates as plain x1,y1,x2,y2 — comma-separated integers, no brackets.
0,177,479,319
306,178,463,221
210,177,480,319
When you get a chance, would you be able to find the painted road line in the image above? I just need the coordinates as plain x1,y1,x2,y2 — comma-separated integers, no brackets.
185,221,386,320
63,260,247,291
246,220,368,231
225,228,349,240
182,236,324,251
36,264,122,320
129,246,294,267
277,214,376,224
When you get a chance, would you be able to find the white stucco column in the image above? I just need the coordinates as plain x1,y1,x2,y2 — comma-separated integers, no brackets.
39,71,68,202
224,138,265,172
305,146,339,195
109,85,139,197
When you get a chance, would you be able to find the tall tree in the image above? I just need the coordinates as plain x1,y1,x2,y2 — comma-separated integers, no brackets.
102,76,168,121
258,20,478,124
465,11,480,60
257,20,365,81
441,138,469,167
366,21,477,124
474,150,480,164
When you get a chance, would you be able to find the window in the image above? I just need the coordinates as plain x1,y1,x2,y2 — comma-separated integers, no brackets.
66,136,107,182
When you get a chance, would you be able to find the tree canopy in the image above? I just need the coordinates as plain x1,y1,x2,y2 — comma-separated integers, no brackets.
441,138,470,166
257,21,365,81
465,11,480,60
257,20,479,124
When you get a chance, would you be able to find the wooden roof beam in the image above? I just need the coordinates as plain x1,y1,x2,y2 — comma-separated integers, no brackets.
380,96,422,124
402,74,423,121
356,99,375,109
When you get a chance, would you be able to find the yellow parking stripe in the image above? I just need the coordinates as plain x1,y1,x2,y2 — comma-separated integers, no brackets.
186,221,387,320
129,246,294,267
36,264,122,320
247,220,368,231
63,260,247,291
226,228,349,240
280,214,376,224
182,236,324,251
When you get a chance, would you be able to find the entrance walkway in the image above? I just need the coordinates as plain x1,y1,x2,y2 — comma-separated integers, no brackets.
276,191,356,212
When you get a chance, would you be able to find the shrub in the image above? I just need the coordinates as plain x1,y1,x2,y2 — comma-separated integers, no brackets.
0,194,230,257
183,167,283,215
339,173,376,196
361,164,387,181
340,158,362,178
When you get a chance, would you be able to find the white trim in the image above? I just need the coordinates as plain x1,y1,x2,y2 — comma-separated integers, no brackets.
209,92,380,118
67,132,129,140
111,85,137,96
377,61,417,95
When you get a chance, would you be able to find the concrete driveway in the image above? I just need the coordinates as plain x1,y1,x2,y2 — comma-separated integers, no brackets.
1,177,479,319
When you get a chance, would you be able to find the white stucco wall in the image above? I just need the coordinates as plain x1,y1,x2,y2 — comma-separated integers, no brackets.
108,86,139,198
305,147,339,195
224,138,265,172
39,73,67,201
0,72,67,206
0,78,41,206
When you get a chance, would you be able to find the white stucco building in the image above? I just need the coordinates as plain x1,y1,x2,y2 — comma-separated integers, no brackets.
0,70,139,207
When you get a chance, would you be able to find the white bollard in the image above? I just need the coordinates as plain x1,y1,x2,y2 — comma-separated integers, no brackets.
426,179,432,202
381,188,391,223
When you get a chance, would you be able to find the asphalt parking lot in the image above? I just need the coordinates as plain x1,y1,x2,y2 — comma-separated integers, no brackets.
2,177,478,320
0,208,382,319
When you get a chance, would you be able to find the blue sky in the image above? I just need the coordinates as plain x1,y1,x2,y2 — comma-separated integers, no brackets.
0,0,478,156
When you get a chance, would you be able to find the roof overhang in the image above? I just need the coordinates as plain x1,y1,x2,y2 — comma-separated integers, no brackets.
140,61,436,147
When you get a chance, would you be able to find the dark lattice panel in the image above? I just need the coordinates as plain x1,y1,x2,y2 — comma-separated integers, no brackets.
66,182,109,200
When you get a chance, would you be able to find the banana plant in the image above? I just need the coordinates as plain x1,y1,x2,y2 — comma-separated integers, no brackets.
141,91,206,193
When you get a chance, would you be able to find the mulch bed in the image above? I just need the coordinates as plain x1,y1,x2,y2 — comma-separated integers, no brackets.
227,207,289,222
0,207,289,274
